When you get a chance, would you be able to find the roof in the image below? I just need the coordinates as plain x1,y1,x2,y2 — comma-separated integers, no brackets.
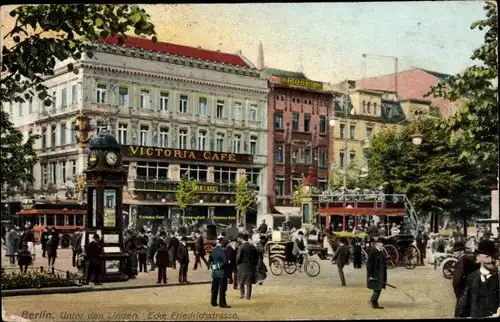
261,68,306,79
420,69,451,81
100,36,249,67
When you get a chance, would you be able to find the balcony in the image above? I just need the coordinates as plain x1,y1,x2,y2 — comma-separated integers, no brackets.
291,131,312,141
131,178,259,193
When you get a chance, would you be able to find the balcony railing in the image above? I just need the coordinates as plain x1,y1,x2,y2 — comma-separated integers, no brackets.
132,178,259,193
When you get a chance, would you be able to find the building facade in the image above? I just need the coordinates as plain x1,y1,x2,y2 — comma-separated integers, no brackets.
4,35,269,229
262,68,333,225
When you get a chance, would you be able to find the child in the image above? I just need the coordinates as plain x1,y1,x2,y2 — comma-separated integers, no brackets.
18,243,32,273
155,241,169,284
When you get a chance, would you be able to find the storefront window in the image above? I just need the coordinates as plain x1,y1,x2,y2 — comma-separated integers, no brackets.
213,167,238,184
180,165,208,182
246,169,260,186
136,162,169,180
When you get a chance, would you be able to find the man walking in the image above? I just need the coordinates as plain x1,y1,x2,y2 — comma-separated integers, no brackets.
168,233,180,270
352,230,363,269
209,236,231,308
366,236,388,309
193,231,209,270
332,237,350,286
23,225,36,260
41,227,50,258
227,236,240,289
85,234,102,285
177,236,190,284
71,228,83,267
236,233,258,300
147,230,158,271
155,241,169,284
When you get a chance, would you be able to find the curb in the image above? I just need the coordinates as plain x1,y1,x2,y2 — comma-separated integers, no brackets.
1,280,211,297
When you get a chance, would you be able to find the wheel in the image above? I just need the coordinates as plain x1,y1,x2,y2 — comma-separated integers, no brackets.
283,262,297,274
441,257,457,280
383,244,398,269
60,235,71,249
361,249,368,264
304,259,321,277
204,244,213,254
404,245,419,269
270,259,284,276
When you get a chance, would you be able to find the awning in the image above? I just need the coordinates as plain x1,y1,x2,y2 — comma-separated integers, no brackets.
274,207,301,216
319,207,405,216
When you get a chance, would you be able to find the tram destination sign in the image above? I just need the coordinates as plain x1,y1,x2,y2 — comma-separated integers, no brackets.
122,145,253,164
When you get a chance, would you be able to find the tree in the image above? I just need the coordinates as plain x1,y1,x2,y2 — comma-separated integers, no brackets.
175,175,197,226
235,176,255,228
292,174,305,207
328,161,377,190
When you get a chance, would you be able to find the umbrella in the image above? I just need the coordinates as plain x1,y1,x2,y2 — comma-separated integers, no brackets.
369,277,416,301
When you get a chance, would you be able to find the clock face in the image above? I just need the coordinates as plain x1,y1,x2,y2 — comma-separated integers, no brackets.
88,151,98,165
106,152,118,165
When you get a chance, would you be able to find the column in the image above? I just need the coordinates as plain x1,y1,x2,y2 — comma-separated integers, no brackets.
171,89,178,118
236,168,246,182
207,166,215,183
169,164,180,181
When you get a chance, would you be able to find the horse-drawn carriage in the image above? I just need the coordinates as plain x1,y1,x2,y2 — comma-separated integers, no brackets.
267,241,321,277
380,234,420,269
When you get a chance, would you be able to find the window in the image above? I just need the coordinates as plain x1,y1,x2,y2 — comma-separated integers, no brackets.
17,102,23,117
250,105,258,122
60,161,66,183
366,126,373,138
275,177,285,196
70,160,77,177
139,125,149,146
137,162,169,180
250,136,257,155
179,95,188,113
362,101,366,113
246,168,260,186
159,127,169,148
292,178,302,193
233,134,241,153
61,88,67,108
367,102,372,114
140,90,150,109
373,103,377,115
198,131,207,150
340,123,346,139
180,165,208,182
46,215,54,226
41,164,48,185
118,87,129,108
158,92,168,111
213,167,237,184
319,150,326,167
71,84,78,105
292,112,299,131
350,124,356,139
52,91,56,109
199,97,207,116
118,124,128,145
60,124,67,145
292,149,298,164
275,146,284,164
70,122,76,144
339,151,345,169
178,129,188,149
275,114,284,129
233,102,242,120
50,162,56,184
304,114,311,132
96,84,106,104
42,127,47,148
305,149,312,164
216,100,224,118
50,125,56,146
319,116,326,134
67,215,74,226
96,121,107,134
350,152,356,163
28,99,33,114
216,133,225,152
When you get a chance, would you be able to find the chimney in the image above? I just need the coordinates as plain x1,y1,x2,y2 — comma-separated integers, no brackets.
257,41,265,71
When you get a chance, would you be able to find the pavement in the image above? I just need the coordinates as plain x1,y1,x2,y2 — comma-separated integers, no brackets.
2,257,456,321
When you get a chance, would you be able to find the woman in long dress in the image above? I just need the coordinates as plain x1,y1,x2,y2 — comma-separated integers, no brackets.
255,236,268,285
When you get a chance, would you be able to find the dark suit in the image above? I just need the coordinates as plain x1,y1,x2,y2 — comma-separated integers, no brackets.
71,233,83,267
351,237,363,269
452,254,480,299
155,248,169,283
208,245,229,307
85,241,102,284
50,231,60,249
455,270,499,318
194,237,209,269
236,241,258,299
177,242,190,283
366,247,387,305
41,231,50,257
332,244,350,286
168,237,180,269
227,243,238,289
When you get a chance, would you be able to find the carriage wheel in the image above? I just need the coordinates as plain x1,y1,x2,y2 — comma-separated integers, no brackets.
441,258,457,280
404,245,419,269
204,244,213,254
270,259,284,276
283,262,297,275
383,244,398,269
361,249,368,264
304,259,321,277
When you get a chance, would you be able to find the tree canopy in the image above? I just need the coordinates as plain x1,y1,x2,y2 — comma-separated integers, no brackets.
175,175,197,214
329,162,377,190
235,176,255,227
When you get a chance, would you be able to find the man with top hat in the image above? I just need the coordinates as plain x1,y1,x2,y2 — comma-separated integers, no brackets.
208,236,231,308
452,241,479,300
366,236,388,309
177,236,190,284
85,233,103,285
455,240,499,318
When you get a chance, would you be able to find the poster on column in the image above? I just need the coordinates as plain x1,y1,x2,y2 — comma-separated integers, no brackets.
92,189,97,227
104,189,117,228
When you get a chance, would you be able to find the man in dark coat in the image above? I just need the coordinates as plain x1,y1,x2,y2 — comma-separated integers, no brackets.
455,240,499,318
40,227,50,258
85,234,102,285
236,233,258,300
365,221,379,241
351,230,363,269
71,228,83,267
155,241,169,284
415,230,426,265
177,236,190,284
227,236,239,289
193,232,209,270
168,234,180,270
366,236,388,309
452,241,479,300
257,220,268,235
137,229,149,273
332,237,350,286
50,227,60,249
208,237,231,308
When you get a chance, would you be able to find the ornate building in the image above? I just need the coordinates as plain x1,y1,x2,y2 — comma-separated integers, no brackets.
4,36,269,228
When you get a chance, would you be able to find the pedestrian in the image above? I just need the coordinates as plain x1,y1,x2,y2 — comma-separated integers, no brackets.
227,236,239,289
46,235,58,267
257,220,268,235
332,236,350,286
155,241,169,284
209,236,231,308
23,225,36,260
415,230,426,265
352,230,363,269
85,234,102,285
41,227,49,258
147,230,158,271
50,227,60,249
5,226,19,265
193,231,209,270
455,240,500,318
292,231,307,269
124,229,138,277
137,229,148,273
71,228,83,267
17,243,32,273
452,241,480,300
168,232,180,270
255,236,268,285
177,236,190,284
366,221,378,241
236,233,258,300
366,236,388,309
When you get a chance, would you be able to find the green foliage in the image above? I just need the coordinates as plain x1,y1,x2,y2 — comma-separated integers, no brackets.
0,111,40,189
2,4,157,104
175,175,197,213
235,177,255,226
427,2,498,166
292,174,305,207
328,161,377,190
1,269,80,290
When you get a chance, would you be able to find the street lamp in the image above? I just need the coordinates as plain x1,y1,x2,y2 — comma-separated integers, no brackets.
412,111,423,146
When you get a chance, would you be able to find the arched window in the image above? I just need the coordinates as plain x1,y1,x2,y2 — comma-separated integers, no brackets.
373,103,377,115
362,101,366,113
367,102,372,114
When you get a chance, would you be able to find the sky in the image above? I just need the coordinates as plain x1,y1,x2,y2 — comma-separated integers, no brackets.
1,2,489,83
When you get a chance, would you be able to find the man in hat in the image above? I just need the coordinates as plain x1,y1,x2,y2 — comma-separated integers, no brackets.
193,231,210,270
40,226,50,258
71,228,83,267
366,236,388,309
452,241,479,300
236,233,258,300
455,240,499,318
85,234,102,285
177,236,190,284
208,236,231,308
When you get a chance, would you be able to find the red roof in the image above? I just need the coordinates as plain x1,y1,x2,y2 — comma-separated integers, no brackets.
101,36,249,67
355,68,453,119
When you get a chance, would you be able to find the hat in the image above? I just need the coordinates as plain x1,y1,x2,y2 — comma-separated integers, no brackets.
93,233,100,239
475,240,498,258
452,242,466,252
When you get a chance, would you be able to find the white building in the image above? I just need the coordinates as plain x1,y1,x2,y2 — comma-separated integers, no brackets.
4,35,269,228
